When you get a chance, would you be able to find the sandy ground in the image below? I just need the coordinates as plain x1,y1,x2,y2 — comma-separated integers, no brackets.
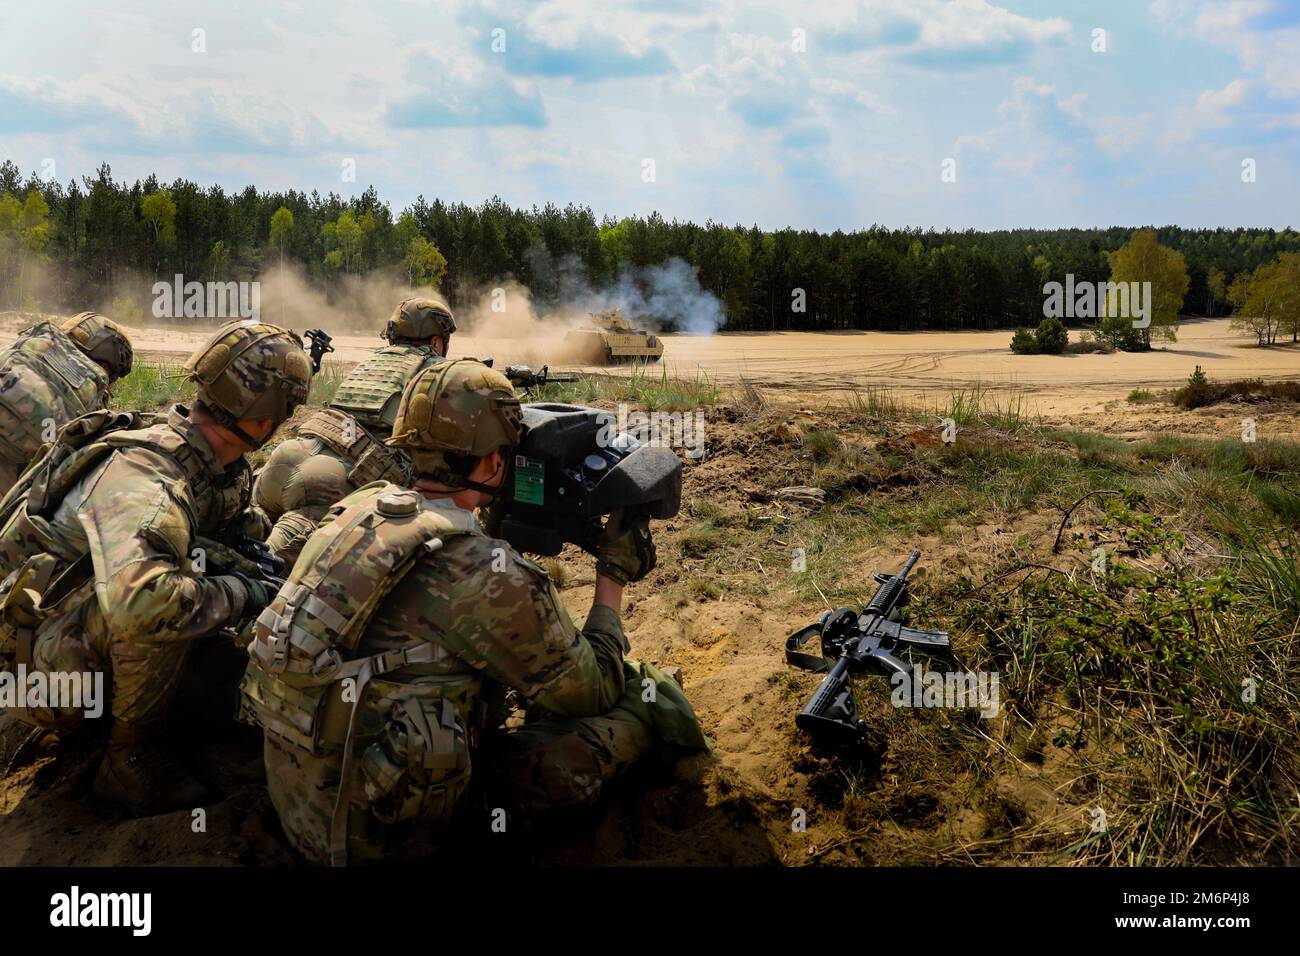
5,313,1294,417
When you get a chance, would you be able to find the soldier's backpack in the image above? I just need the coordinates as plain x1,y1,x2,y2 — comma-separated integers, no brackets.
240,483,480,866
0,322,111,469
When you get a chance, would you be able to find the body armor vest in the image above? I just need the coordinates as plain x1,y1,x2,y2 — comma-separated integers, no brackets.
240,483,480,866
328,344,442,432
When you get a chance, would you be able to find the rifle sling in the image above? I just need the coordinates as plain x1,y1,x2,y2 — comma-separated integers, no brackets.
785,624,832,673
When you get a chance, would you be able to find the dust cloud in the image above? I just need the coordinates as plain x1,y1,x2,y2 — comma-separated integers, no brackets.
456,249,724,361
1,245,724,368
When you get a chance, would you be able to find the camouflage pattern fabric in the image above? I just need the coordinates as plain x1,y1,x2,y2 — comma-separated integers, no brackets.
242,482,702,865
184,321,312,425
329,343,443,432
387,359,521,479
385,296,456,343
251,344,442,563
0,406,261,731
0,323,112,488
59,312,133,382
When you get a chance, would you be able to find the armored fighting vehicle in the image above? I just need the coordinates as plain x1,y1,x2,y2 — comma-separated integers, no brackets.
563,309,664,364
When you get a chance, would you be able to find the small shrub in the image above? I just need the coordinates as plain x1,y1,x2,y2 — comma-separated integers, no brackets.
1010,327,1039,354
1126,389,1155,403
687,578,722,601
1035,317,1069,354
541,558,571,589
307,362,347,406
110,363,195,410
1171,365,1214,409
801,427,842,463
678,520,721,557
1095,313,1146,352
1066,335,1114,354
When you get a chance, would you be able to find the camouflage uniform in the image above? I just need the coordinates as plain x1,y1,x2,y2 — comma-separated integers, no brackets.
252,296,455,564
0,313,133,492
241,361,705,865
0,321,310,814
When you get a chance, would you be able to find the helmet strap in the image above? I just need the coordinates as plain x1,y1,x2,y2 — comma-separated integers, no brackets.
196,398,270,451
421,455,507,501
227,420,270,451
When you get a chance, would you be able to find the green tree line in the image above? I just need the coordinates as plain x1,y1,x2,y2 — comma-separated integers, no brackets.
3,159,1298,332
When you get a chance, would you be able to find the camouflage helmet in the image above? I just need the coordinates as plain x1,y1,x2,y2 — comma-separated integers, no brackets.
388,359,521,478
385,295,456,344
183,321,312,430
61,312,134,382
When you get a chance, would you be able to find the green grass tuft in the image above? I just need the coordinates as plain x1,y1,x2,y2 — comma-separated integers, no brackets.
533,362,718,411
110,363,195,411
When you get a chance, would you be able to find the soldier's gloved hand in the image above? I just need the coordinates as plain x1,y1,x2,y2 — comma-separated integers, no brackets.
229,573,278,619
596,509,655,585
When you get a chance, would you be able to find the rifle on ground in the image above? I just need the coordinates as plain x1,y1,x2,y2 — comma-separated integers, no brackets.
304,329,335,374
785,550,952,743
503,364,579,391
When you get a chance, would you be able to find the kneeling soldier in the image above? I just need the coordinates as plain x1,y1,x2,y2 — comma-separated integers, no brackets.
0,321,311,814
241,359,707,865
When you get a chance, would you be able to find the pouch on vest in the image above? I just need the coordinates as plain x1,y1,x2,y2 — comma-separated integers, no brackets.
358,692,471,825
0,409,143,526
297,407,412,489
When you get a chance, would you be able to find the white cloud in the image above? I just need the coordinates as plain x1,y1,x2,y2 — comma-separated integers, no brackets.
1151,0,1300,98
1196,78,1251,114
914,0,1070,50
955,76,1105,177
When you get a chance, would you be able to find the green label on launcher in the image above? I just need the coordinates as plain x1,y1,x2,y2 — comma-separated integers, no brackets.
514,456,545,505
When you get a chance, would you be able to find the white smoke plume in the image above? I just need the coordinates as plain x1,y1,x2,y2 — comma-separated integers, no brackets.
462,248,724,338
595,257,725,335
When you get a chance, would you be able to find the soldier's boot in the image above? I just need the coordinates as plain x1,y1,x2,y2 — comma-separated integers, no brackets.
93,721,211,815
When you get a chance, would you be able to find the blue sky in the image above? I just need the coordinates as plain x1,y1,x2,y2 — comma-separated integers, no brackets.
0,0,1296,230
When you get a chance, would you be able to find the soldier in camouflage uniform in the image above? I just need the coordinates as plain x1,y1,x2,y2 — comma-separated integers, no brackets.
241,359,707,865
0,312,134,491
252,296,456,564
0,321,312,815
